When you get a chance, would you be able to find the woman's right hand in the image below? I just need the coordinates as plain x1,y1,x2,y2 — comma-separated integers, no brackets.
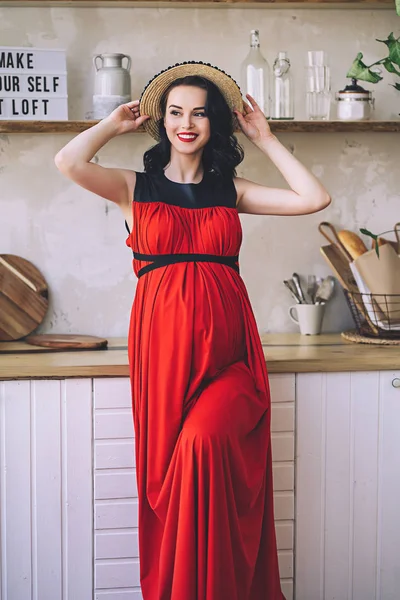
105,100,150,134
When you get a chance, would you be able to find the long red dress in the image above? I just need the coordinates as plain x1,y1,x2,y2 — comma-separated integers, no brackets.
126,171,284,600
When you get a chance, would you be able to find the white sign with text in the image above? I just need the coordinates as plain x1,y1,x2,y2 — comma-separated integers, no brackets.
0,46,68,120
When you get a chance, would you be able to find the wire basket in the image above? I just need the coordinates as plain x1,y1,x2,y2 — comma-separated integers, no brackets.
344,291,400,339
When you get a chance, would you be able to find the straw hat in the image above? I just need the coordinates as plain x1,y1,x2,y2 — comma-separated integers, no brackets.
139,61,244,140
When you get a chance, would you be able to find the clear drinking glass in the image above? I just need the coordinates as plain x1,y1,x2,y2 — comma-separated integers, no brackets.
306,51,331,120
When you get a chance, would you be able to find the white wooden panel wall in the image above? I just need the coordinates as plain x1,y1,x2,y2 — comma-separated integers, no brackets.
0,379,92,600
296,370,400,600
93,374,295,600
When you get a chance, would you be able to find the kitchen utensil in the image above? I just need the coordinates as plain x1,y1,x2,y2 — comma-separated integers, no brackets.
320,243,378,334
318,222,353,263
0,254,48,341
314,276,335,305
320,244,363,295
24,334,108,350
306,274,317,304
0,336,124,354
284,279,302,304
292,272,307,303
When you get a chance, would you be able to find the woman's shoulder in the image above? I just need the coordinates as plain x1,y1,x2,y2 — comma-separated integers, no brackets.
233,176,254,195
233,176,253,208
233,176,246,189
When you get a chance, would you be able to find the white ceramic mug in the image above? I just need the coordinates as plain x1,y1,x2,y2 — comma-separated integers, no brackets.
288,304,325,335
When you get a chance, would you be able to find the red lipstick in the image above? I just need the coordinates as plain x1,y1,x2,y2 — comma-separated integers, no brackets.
177,132,198,143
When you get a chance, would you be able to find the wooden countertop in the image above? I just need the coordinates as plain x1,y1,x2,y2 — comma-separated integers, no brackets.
0,333,399,380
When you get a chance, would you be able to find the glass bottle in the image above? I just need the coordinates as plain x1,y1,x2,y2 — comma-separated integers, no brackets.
271,51,294,120
240,30,271,118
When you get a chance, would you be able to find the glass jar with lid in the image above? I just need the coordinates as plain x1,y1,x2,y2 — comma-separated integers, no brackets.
335,78,374,121
271,51,294,120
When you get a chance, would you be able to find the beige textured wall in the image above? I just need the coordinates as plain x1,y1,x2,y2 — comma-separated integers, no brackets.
1,6,399,336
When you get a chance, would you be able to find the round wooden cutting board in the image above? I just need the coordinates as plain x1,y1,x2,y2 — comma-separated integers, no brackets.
0,254,49,341
25,334,108,350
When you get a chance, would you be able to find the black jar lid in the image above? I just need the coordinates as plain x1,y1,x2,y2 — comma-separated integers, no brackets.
339,78,370,94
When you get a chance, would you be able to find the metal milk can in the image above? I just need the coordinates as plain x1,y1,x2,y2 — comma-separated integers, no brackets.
92,53,131,119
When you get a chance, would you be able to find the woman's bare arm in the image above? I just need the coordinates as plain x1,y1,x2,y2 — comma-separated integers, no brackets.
234,134,331,216
54,101,149,215
55,118,135,206
234,96,331,216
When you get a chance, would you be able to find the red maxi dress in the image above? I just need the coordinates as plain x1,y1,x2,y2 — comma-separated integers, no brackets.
125,171,284,600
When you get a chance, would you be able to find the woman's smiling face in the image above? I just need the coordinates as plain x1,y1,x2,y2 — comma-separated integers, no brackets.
163,85,211,155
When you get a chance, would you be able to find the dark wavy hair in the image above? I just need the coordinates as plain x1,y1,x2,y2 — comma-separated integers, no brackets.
143,76,244,180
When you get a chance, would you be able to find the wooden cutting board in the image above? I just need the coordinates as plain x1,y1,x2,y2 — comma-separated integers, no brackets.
320,244,358,292
0,335,118,353
24,334,108,350
320,244,378,334
0,254,49,341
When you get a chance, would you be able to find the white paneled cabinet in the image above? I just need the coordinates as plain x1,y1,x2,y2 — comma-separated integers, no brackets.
0,380,92,600
1,370,398,600
295,370,400,600
0,374,294,600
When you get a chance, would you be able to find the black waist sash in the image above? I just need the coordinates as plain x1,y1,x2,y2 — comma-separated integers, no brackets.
133,252,239,278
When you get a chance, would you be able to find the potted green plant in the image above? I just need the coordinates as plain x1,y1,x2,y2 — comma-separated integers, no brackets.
361,226,399,257
346,32,400,99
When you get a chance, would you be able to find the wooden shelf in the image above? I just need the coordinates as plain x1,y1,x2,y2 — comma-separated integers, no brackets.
0,0,395,6
1,119,400,134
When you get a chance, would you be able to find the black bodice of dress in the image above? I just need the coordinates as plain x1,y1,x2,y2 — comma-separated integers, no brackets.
136,170,237,208
125,170,237,235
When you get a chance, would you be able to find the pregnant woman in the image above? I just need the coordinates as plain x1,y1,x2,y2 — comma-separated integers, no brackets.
55,62,330,600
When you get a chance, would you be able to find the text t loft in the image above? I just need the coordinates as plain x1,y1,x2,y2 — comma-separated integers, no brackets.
0,98,51,116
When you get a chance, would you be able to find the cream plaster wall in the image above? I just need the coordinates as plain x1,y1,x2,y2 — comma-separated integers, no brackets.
0,5,399,336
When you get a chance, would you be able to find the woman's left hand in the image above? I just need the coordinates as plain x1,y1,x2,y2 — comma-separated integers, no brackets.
234,94,274,146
